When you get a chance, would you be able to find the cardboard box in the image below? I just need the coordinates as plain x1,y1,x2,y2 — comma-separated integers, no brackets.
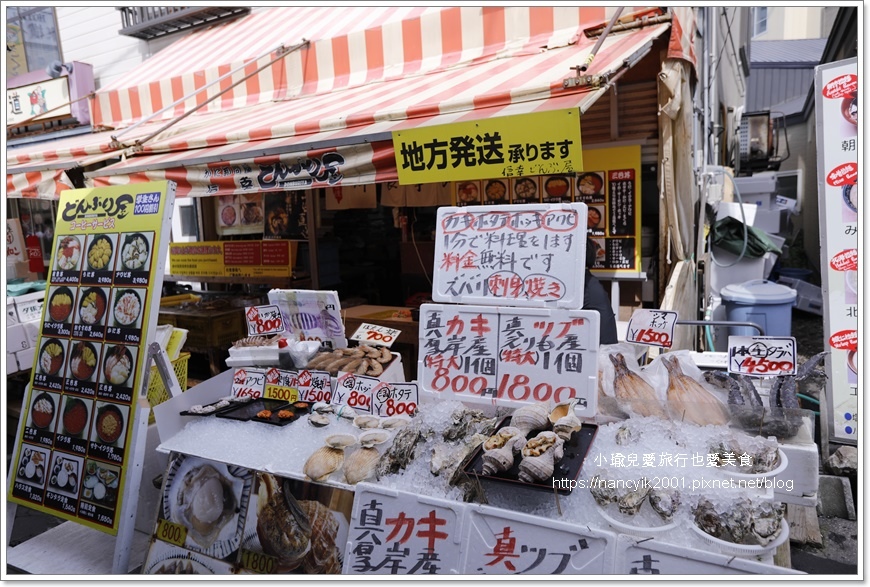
15,346,36,372
13,291,45,323
6,323,30,353
7,353,19,375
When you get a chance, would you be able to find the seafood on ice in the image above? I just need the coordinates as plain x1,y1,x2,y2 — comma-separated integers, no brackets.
609,353,668,419
508,403,550,437
549,398,582,441
663,355,730,426
480,426,524,475
693,498,785,546
517,431,564,483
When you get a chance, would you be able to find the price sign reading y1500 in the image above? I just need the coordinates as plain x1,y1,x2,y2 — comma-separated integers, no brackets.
626,309,678,348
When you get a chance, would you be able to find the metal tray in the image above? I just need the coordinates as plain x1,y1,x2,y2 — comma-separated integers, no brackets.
463,417,598,495
215,399,290,423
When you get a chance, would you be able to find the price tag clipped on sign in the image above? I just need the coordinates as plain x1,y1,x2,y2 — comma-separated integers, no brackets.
245,304,284,336
350,322,401,348
728,336,797,376
263,368,299,403
239,549,278,574
626,309,678,348
155,518,188,547
332,372,377,414
372,382,419,417
296,369,332,404
232,368,266,399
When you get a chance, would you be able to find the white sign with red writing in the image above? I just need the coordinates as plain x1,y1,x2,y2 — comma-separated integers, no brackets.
626,309,678,348
6,219,26,262
727,336,797,377
295,369,333,404
418,303,599,415
351,322,401,348
263,368,299,403
332,372,378,414
232,368,266,399
371,382,418,418
344,483,464,575
432,203,588,309
245,304,284,336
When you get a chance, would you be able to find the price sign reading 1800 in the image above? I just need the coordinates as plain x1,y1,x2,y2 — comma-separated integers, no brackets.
245,304,284,336
350,323,401,348
728,336,797,376
372,382,419,417
626,309,678,348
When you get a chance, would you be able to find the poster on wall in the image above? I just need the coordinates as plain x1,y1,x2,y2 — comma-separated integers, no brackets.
8,181,176,534
814,57,858,444
263,191,308,240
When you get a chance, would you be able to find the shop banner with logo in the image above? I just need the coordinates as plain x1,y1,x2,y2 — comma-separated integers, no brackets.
393,109,583,185
815,58,858,444
8,181,176,535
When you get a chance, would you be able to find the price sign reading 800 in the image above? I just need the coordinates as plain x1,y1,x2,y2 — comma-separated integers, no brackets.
372,382,418,417
626,309,678,348
728,336,797,376
245,304,285,336
332,373,376,414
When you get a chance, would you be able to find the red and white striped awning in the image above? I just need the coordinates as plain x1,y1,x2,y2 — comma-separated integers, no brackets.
7,167,74,199
92,6,616,129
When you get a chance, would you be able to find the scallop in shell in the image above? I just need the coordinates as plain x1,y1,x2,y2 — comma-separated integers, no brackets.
508,403,550,436
303,447,345,482
380,415,412,430
308,413,331,427
353,414,381,430
324,433,357,448
312,402,334,414
175,464,237,548
517,431,564,483
481,426,524,475
359,429,390,448
334,405,357,421
343,447,381,485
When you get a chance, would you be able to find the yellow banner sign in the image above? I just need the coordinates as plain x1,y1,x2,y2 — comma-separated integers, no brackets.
393,108,583,185
169,240,297,278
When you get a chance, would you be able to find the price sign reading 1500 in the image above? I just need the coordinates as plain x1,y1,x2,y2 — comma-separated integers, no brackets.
626,309,678,348
727,336,797,376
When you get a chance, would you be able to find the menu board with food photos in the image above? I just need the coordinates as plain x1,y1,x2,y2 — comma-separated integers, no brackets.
8,181,176,535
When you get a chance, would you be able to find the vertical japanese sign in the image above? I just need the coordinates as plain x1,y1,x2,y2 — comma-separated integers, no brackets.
394,109,583,185
418,304,599,415
432,203,588,309
8,181,176,534
815,58,858,444
345,484,464,575
574,145,643,275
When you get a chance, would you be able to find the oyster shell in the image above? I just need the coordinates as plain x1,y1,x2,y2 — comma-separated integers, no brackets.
359,429,391,448
649,488,681,521
308,413,331,427
693,499,724,538
750,501,785,545
334,405,357,421
380,415,412,430
176,464,237,549
509,403,551,437
517,431,563,483
616,478,651,515
312,402,334,414
353,414,381,430
303,447,345,482
589,472,618,506
343,447,381,485
377,425,423,477
480,426,524,475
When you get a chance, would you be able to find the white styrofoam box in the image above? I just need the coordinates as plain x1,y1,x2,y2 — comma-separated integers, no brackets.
614,535,802,575
14,346,36,372
733,172,777,197
7,353,19,375
462,503,617,574
709,246,766,296
753,207,789,235
7,300,19,325
6,323,30,353
775,440,820,505
716,202,757,226
13,290,45,323
21,320,40,348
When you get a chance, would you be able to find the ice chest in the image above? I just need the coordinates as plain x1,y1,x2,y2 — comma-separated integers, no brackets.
720,279,797,338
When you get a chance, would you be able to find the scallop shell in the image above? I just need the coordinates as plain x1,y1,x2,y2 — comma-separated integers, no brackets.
353,414,381,430
334,405,357,421
343,447,381,485
308,413,331,427
324,433,357,448
380,415,411,430
359,429,391,448
518,431,564,483
303,446,345,482
312,402,334,414
509,403,550,436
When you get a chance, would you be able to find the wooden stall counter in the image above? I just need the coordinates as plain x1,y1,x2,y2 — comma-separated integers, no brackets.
341,305,419,381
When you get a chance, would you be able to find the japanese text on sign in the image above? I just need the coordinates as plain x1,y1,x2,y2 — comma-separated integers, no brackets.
728,337,797,376
372,382,419,417
263,368,299,403
296,369,332,404
333,373,378,414
351,323,401,348
245,305,284,336
626,309,678,348
232,368,266,399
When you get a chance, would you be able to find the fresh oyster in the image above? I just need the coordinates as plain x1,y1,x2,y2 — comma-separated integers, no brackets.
377,424,423,477
648,488,681,521
616,478,650,515
750,501,785,545
720,498,753,544
517,431,563,483
589,472,618,506
480,426,524,475
693,499,724,538
308,413,331,427
175,464,237,549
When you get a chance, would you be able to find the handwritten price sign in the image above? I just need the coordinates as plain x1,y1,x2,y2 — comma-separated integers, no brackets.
263,368,299,402
372,382,418,417
350,323,401,348
626,309,677,348
232,368,266,399
296,369,333,403
245,304,284,336
728,336,797,376
332,372,377,414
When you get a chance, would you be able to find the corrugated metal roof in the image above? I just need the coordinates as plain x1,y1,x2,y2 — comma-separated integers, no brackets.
750,38,827,66
746,67,816,114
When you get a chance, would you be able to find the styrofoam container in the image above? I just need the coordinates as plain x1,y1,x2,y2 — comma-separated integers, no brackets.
7,300,19,325
775,441,820,504
13,290,45,323
690,519,789,558
7,353,19,375
719,280,796,338
6,323,30,353
709,247,766,296
15,346,36,372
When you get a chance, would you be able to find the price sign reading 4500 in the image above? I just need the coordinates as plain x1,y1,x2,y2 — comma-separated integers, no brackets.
626,309,678,348
245,304,285,336
727,336,797,376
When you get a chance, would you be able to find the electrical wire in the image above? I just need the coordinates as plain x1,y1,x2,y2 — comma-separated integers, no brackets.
705,8,737,97
707,165,749,268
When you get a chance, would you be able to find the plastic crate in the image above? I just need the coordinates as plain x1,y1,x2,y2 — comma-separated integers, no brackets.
147,352,190,414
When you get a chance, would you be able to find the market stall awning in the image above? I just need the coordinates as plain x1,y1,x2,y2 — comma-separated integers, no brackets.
91,6,612,129
87,20,675,197
6,167,74,199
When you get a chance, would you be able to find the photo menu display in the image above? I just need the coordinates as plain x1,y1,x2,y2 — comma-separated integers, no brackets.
9,182,174,535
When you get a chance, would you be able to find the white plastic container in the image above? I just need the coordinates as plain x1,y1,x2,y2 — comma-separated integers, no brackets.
719,280,797,338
